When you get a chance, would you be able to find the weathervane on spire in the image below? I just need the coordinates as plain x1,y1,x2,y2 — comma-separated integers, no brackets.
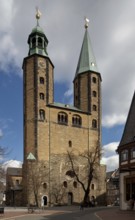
36,6,42,26
84,17,89,29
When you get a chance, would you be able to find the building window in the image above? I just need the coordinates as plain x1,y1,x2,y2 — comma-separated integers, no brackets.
39,93,44,100
66,170,75,178
39,109,45,121
121,149,128,162
72,115,82,127
91,183,94,190
16,179,19,186
131,147,135,159
38,37,42,48
73,181,77,188
92,119,97,128
93,105,97,111
40,77,44,84
58,112,68,125
69,140,72,147
93,91,97,97
92,77,96,83
126,178,135,201
63,181,67,188
32,37,36,48
43,182,47,189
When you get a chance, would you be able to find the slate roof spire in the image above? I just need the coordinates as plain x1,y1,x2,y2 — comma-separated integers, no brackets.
119,91,135,146
75,18,98,77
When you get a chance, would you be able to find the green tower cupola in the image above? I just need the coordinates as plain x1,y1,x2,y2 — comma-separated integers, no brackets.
28,9,48,56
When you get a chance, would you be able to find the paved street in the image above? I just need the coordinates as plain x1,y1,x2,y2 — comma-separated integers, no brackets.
10,207,102,220
0,206,135,220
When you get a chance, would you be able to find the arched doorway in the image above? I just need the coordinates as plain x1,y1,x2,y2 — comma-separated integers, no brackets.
68,192,73,205
41,195,48,207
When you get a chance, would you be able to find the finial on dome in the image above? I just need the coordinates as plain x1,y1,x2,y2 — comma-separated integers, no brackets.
36,6,42,26
84,17,89,29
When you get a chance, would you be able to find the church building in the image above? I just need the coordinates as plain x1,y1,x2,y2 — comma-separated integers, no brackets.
22,10,106,206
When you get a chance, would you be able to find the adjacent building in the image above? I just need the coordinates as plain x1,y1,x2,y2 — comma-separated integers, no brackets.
117,93,135,210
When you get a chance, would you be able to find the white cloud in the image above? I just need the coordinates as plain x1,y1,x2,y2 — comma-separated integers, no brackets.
102,114,126,128
101,155,119,172
103,142,119,157
101,142,119,171
2,160,22,171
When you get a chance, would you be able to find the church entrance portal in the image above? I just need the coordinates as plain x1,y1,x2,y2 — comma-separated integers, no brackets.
68,192,73,205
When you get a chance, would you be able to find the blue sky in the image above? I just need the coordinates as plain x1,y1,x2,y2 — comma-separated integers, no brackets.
1,0,135,171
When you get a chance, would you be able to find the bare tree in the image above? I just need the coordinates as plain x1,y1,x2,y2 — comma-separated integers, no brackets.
51,182,66,205
67,146,101,205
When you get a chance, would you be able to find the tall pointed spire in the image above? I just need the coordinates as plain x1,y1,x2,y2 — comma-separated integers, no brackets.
75,18,98,77
119,91,135,146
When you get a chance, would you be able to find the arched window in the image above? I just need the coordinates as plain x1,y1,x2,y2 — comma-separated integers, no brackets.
91,183,94,190
92,77,97,83
69,140,72,147
63,181,67,188
92,119,97,128
93,91,97,97
131,147,135,159
32,37,36,48
121,149,128,162
72,114,82,127
39,109,45,121
16,179,19,186
58,112,68,125
39,93,44,100
38,37,42,48
93,105,97,111
66,170,75,178
43,182,47,189
73,181,77,188
40,77,44,84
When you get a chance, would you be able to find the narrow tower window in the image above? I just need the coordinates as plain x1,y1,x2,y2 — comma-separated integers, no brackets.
93,105,97,111
39,109,45,121
93,91,97,97
92,119,97,128
40,77,44,84
39,93,44,100
92,77,97,83
69,140,72,147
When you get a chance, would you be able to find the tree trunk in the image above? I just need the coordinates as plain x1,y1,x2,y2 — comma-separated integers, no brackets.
83,189,90,205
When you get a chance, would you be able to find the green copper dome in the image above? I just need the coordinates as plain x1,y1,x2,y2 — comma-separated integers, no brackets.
31,25,44,34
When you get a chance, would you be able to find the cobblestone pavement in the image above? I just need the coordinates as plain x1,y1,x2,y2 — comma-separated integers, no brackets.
96,207,135,220
0,206,135,220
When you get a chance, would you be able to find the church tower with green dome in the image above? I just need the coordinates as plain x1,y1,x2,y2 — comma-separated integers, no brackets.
22,11,106,207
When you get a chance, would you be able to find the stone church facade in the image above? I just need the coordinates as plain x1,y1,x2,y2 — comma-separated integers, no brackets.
22,12,106,207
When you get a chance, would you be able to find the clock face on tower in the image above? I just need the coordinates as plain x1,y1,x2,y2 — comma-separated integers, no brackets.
38,59,46,68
